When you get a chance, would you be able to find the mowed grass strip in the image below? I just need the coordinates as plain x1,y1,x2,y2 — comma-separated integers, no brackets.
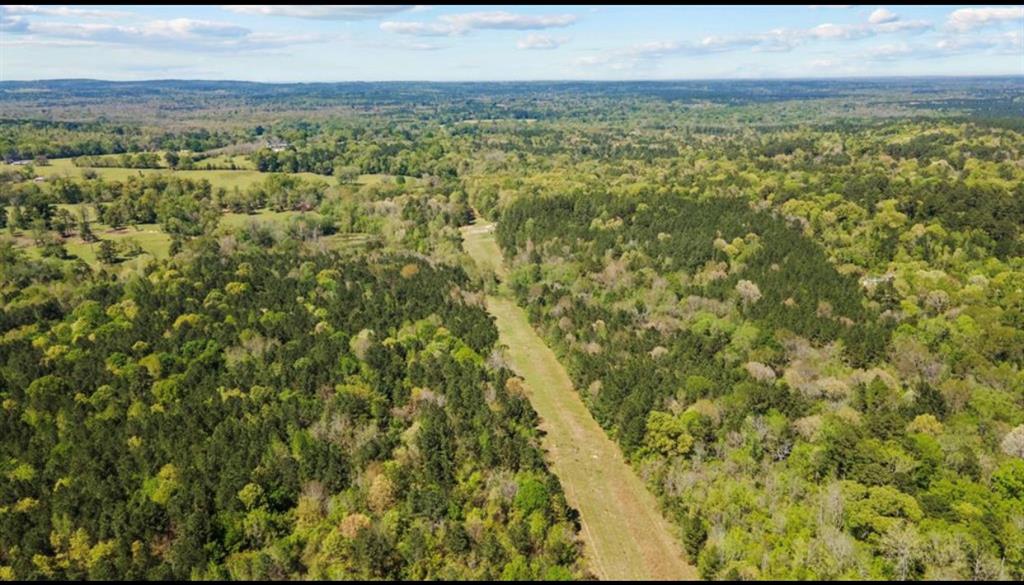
461,220,697,581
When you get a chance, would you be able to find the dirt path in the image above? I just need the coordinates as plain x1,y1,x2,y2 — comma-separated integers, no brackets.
461,219,697,581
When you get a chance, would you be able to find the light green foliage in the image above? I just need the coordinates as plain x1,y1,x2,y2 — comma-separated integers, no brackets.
144,464,180,506
513,477,550,516
842,482,923,540
642,411,694,459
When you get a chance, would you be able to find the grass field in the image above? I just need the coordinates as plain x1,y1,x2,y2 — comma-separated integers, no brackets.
67,225,170,264
460,219,697,581
7,203,171,264
3,156,400,266
460,221,508,281
3,156,403,191
220,209,320,229
7,157,327,190
7,203,371,267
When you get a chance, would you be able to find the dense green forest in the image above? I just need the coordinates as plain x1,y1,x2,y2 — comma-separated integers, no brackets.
1,78,1023,580
1,241,584,580
495,191,1023,579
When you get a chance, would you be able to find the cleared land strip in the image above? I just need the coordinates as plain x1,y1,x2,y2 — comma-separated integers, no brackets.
461,220,697,581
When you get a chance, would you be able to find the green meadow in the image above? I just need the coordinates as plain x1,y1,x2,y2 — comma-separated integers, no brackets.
6,156,408,191
7,157,326,191
3,155,410,265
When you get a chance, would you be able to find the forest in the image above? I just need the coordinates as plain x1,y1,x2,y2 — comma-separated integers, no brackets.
1,77,1023,581
1,239,584,580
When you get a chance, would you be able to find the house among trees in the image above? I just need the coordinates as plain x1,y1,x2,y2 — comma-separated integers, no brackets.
267,138,290,152
859,273,895,288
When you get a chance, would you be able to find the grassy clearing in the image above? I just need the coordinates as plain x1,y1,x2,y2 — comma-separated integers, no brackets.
4,158,396,265
5,157,316,190
460,219,697,581
8,203,370,267
6,157,407,191
191,153,256,170
9,216,171,264
319,232,376,250
220,209,321,229
66,227,170,265
460,222,508,281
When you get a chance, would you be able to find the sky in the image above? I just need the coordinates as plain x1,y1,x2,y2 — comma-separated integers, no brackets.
0,5,1022,81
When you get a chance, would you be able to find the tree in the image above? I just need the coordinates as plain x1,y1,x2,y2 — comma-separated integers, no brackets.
513,476,549,516
417,405,454,488
879,523,923,580
164,150,180,169
1002,425,1024,459
643,411,694,458
96,239,119,264
157,191,219,239
7,205,20,235
681,513,708,559
992,459,1024,501
53,208,74,237
120,238,144,258
78,209,96,242
334,165,360,185
39,235,68,259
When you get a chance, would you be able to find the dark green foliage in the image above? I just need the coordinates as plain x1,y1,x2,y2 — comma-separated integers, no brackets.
96,240,118,264
499,193,878,351
497,192,883,452
902,179,1024,258
0,119,237,161
0,240,581,580
681,513,708,560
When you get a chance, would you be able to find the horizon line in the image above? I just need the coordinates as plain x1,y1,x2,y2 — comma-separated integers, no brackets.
2,74,1023,85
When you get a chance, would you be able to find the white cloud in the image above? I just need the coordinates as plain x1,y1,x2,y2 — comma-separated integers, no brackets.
947,6,1024,31
854,28,1024,62
0,13,27,32
811,23,860,39
517,34,567,50
444,12,577,31
222,5,420,20
809,12,931,41
1,36,97,47
575,34,786,70
865,42,912,60
807,58,842,68
405,41,444,51
145,19,250,39
999,30,1024,53
697,30,802,53
874,19,932,34
1,5,132,19
379,21,444,36
382,11,578,37
935,30,1023,55
578,9,932,71
10,18,321,52
31,19,245,40
868,8,898,25
357,38,447,51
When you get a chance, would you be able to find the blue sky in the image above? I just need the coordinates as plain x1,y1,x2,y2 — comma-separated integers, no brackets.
1,5,1021,81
